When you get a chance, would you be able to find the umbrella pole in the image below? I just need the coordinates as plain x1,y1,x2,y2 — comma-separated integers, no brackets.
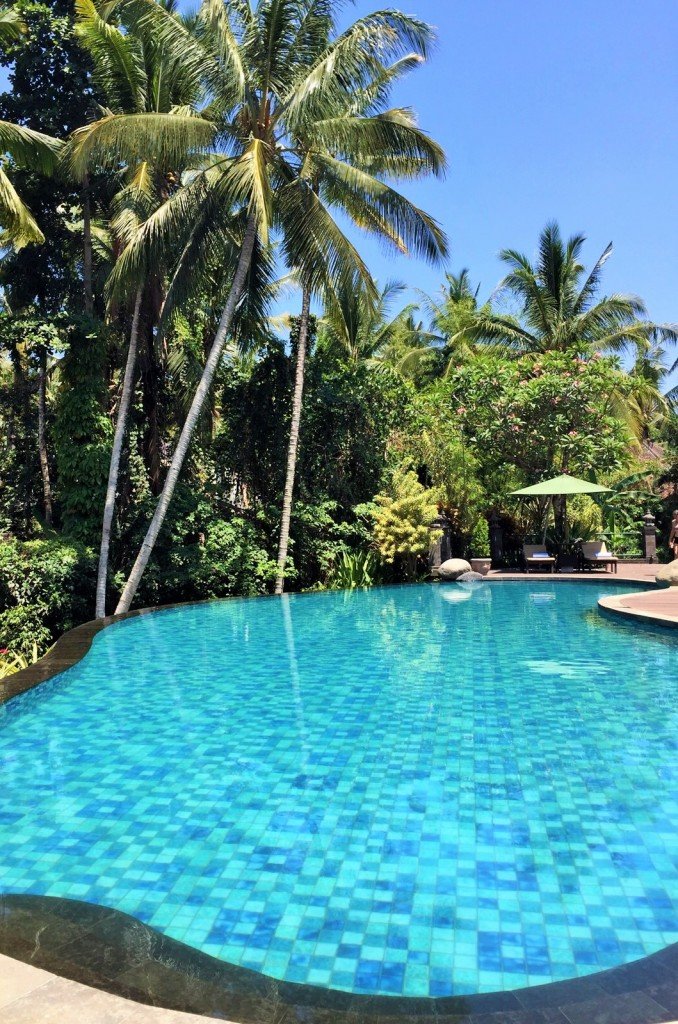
542,496,552,546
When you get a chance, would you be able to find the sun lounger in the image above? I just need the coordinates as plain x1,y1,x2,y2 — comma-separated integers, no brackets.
579,541,618,573
523,544,556,573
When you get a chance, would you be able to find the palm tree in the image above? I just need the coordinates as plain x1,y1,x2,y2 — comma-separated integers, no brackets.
475,221,678,356
71,0,204,616
273,29,447,594
0,6,63,247
72,0,447,612
320,279,432,363
419,269,500,372
624,339,675,443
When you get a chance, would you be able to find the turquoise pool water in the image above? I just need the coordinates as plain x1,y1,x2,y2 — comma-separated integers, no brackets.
0,582,676,997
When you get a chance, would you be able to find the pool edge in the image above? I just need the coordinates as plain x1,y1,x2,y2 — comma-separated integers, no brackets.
1,894,676,1023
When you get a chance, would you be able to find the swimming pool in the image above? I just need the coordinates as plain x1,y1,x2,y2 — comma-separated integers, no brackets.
0,582,676,998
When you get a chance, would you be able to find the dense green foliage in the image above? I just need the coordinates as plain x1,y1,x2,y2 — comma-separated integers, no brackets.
0,535,96,655
0,0,676,656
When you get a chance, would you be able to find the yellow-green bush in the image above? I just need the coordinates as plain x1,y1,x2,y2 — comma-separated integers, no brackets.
371,469,441,579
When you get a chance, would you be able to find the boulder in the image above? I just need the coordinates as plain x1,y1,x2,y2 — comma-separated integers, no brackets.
438,558,472,581
457,571,484,582
656,560,678,586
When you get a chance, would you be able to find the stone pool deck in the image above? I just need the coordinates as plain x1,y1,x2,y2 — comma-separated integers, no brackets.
3,948,678,1024
0,953,209,1023
486,563,659,582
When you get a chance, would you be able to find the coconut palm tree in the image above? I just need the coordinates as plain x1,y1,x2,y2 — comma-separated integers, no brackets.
475,221,678,356
71,0,205,616
0,6,63,247
319,279,432,364
272,25,446,594
71,0,447,612
624,339,676,442
418,268,501,372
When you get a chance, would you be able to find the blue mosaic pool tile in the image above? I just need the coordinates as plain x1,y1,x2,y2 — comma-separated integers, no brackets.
0,583,676,997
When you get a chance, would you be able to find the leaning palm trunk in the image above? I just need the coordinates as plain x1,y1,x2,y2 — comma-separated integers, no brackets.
115,217,258,614
37,346,53,526
275,285,311,595
95,288,143,618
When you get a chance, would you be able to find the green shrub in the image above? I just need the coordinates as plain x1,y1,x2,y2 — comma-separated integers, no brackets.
371,469,441,580
0,605,53,658
327,548,382,590
0,535,97,653
119,512,278,607
467,516,490,557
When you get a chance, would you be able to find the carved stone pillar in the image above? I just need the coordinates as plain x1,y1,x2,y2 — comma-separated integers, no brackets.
429,513,452,569
489,511,503,567
642,511,657,563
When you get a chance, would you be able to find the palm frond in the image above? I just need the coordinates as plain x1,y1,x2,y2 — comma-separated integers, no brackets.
0,121,62,173
75,0,147,112
198,0,247,104
66,111,217,179
572,240,613,315
281,10,434,128
315,152,447,263
277,176,376,300
310,109,446,179
0,6,26,44
0,165,44,247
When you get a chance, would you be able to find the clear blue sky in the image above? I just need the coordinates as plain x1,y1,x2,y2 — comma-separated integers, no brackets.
333,0,678,381
5,1,676,375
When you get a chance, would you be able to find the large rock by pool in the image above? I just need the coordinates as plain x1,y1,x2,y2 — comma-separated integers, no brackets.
438,558,472,580
657,559,678,586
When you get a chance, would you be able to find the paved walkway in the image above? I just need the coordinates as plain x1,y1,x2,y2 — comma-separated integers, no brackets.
486,562,659,582
0,954,214,1023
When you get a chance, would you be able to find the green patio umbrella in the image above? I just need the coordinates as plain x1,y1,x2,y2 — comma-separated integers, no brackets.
510,474,611,545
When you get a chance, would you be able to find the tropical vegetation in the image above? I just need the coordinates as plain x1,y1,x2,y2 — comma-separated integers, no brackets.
0,0,677,659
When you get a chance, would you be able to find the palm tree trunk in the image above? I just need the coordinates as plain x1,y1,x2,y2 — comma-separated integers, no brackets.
83,176,93,314
114,217,258,614
96,289,142,618
140,309,163,494
274,285,311,595
37,345,52,526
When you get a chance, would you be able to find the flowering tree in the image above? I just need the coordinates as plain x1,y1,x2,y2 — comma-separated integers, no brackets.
440,352,632,501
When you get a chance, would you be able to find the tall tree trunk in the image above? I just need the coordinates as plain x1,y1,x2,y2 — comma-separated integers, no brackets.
140,310,163,495
96,289,142,618
11,345,32,535
274,285,311,595
37,345,53,526
115,217,257,614
83,177,93,314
